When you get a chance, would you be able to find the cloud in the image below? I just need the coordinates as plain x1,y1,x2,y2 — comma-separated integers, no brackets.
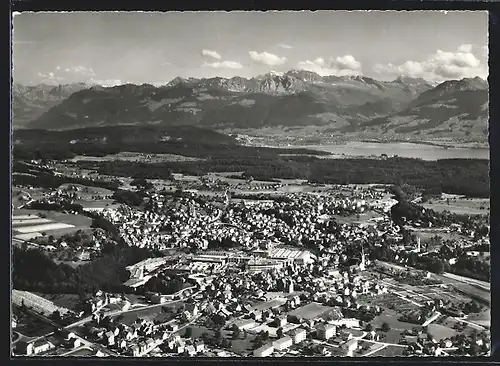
89,79,124,87
37,71,64,84
249,51,287,66
482,45,488,58
458,44,472,53
36,65,97,85
373,44,488,82
296,54,362,76
335,55,362,71
202,60,243,69
63,65,96,78
202,49,222,60
277,43,293,49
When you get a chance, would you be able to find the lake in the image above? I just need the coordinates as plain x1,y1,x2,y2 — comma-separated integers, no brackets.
302,142,489,161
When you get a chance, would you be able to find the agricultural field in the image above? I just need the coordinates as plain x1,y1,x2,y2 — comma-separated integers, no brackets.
421,197,489,216
35,294,81,312
415,285,471,305
332,210,383,225
57,183,114,198
13,311,55,337
189,325,256,356
12,187,49,208
114,306,163,326
426,323,457,341
12,209,93,240
13,209,92,227
71,152,203,164
436,316,481,336
366,345,405,357
466,309,490,328
250,298,288,312
358,293,421,313
371,309,420,332
287,302,335,321
73,199,121,212
114,302,184,326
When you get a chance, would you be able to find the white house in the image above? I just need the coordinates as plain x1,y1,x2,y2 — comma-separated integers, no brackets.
288,328,307,344
273,336,293,351
253,343,274,357
316,323,336,340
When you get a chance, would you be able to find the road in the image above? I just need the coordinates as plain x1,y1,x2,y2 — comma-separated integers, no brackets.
453,317,487,331
65,331,119,357
11,331,21,344
360,338,408,348
16,286,201,357
363,344,387,357
376,261,490,305
65,289,201,329
60,345,93,357
441,272,490,291
13,306,119,357
312,331,407,357
12,238,42,249
422,312,441,327
312,331,368,347
62,288,202,357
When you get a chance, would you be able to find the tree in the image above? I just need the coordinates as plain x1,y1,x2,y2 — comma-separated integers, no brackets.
365,323,373,332
232,327,241,340
51,310,62,322
212,314,226,328
201,332,211,344
215,329,223,343
277,327,284,338
262,330,270,340
253,337,264,350
381,322,390,332
185,327,193,338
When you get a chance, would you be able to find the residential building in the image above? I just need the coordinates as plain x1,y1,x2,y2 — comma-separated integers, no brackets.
194,340,205,353
274,316,287,328
316,323,336,340
253,343,274,357
18,339,55,356
104,331,115,346
288,328,307,344
273,336,293,351
185,345,196,356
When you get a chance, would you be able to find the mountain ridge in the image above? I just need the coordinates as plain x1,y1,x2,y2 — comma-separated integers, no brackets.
13,72,488,141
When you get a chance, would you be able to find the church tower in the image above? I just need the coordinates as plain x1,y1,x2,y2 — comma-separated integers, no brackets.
359,246,366,271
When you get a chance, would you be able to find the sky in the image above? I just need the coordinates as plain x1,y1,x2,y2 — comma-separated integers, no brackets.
12,11,489,86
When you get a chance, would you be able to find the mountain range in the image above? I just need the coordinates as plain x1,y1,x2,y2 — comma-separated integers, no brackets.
12,70,489,141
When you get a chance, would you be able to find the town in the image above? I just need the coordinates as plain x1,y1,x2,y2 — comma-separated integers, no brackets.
11,159,490,358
